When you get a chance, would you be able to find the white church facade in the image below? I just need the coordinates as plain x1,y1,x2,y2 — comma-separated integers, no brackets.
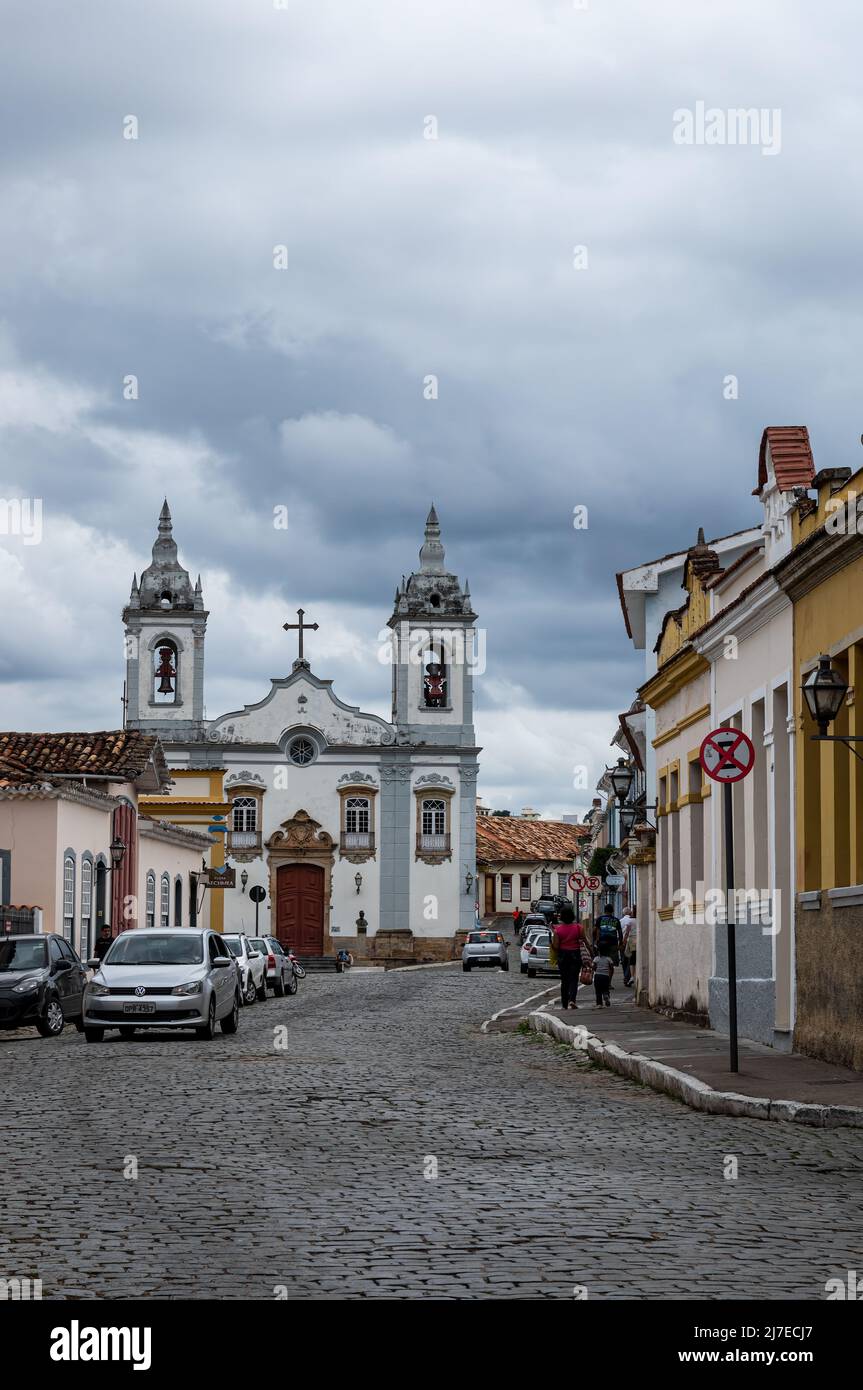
122,503,480,961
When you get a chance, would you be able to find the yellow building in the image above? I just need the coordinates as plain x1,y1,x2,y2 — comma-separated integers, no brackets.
778,461,863,1068
139,768,229,933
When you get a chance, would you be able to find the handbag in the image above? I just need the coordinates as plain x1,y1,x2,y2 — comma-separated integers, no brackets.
579,963,593,986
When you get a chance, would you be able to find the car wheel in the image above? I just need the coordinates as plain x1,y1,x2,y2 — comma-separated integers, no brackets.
196,997,217,1040
462,963,471,972
84,1027,104,1043
36,996,65,1037
256,975,267,1002
527,968,536,978
286,973,298,995
274,972,286,997
221,993,240,1034
243,974,257,1005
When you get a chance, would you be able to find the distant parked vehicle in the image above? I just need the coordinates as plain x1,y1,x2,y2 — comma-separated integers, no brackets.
223,933,267,1005
0,934,86,1037
519,926,547,973
251,936,296,997
523,928,558,979
532,897,562,925
462,930,509,972
519,913,548,944
82,928,240,1041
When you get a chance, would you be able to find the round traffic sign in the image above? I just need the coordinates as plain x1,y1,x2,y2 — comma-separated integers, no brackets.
699,728,755,784
249,885,266,904
568,871,586,891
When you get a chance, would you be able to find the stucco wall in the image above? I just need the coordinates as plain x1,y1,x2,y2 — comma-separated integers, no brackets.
795,895,863,1070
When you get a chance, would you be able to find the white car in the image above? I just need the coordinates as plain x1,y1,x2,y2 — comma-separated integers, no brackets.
223,933,267,1005
519,927,547,974
522,928,558,979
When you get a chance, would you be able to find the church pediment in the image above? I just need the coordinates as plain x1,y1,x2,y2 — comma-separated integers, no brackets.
206,666,395,748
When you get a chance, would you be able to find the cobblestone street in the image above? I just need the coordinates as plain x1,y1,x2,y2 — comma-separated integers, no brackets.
3,960,862,1300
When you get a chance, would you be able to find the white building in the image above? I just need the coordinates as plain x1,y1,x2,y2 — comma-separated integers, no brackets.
123,504,480,962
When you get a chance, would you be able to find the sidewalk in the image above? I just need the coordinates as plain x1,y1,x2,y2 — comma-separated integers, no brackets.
499,982,863,1127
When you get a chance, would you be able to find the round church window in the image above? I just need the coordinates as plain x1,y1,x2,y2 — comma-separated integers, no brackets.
289,737,316,766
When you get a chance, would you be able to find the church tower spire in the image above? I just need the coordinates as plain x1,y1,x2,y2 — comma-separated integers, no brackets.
419,503,446,574
122,502,208,745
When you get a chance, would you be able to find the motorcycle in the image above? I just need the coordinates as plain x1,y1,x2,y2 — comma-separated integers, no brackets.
287,950,306,981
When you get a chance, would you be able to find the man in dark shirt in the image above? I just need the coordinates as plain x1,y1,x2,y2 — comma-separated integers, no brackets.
93,926,113,961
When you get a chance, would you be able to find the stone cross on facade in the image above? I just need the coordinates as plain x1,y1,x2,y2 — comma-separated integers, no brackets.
283,608,319,663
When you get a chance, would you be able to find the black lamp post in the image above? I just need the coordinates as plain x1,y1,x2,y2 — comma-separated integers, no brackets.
608,757,634,803
802,654,862,762
618,805,638,839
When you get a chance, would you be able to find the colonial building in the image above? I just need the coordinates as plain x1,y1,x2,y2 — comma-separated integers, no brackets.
476,815,588,918
123,503,480,962
0,731,210,956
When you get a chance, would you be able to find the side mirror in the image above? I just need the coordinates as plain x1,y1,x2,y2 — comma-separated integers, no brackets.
87,958,102,970
53,959,72,973
249,949,261,960
212,957,231,968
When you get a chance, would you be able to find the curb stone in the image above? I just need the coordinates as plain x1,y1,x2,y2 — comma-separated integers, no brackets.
527,1010,863,1129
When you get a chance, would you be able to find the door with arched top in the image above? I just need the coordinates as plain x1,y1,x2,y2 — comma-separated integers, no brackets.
276,863,324,955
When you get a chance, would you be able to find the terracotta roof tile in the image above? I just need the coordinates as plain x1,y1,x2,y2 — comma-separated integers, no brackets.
0,731,164,783
476,816,588,865
754,426,815,496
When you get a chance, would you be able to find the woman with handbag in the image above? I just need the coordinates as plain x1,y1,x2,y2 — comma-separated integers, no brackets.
551,904,590,1009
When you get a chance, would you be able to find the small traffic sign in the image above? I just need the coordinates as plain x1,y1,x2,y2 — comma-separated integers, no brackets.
605,874,626,887
568,871,586,891
699,728,755,784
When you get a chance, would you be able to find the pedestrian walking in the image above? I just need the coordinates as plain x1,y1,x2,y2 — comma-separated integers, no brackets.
595,901,623,985
551,904,590,1010
592,944,614,1007
620,903,637,986
513,907,523,938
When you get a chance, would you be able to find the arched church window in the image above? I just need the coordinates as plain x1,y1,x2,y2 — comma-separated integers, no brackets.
153,640,178,705
422,640,448,708
420,798,447,852
145,871,156,929
345,797,370,834
63,855,76,944
160,873,170,927
232,797,257,833
288,737,316,766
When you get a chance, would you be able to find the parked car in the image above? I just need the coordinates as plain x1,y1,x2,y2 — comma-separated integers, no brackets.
0,933,86,1037
524,928,558,978
223,933,267,1004
532,897,561,924
519,912,548,943
462,930,509,972
83,928,240,1041
519,926,547,973
251,936,297,997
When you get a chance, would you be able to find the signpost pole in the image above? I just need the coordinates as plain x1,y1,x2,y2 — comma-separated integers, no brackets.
724,780,739,1073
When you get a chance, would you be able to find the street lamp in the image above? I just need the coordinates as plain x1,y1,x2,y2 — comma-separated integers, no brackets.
108,836,126,870
618,804,638,839
801,653,863,763
608,757,634,803
802,654,848,735
355,871,363,894
240,869,249,893
465,869,474,895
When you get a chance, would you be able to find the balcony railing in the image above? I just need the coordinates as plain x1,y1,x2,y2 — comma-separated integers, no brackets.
228,830,262,855
417,833,451,855
340,831,375,853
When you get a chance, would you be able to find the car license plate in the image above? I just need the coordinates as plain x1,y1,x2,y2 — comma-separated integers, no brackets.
123,1002,156,1015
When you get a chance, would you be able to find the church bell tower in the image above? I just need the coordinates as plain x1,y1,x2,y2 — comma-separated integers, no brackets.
387,506,478,747
123,501,208,742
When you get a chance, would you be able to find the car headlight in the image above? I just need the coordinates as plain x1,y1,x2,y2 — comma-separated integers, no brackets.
172,980,204,996
87,981,110,996
12,977,40,993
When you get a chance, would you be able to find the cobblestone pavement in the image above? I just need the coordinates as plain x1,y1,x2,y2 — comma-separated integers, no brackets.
2,956,862,1300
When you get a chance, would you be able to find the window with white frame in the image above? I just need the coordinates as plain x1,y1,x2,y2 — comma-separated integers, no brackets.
230,795,259,850
160,873,170,927
557,873,569,899
80,858,92,960
343,796,372,850
63,855,75,943
420,798,447,851
520,874,531,901
501,874,512,902
146,871,156,929
541,871,551,896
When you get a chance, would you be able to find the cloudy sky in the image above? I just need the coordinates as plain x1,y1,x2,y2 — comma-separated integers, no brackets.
1,0,861,817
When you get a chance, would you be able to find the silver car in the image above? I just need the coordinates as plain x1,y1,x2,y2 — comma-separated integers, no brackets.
462,929,509,972
524,928,558,979
83,928,240,1041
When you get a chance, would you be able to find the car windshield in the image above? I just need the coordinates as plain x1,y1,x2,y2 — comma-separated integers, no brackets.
104,934,204,966
0,939,47,971
250,940,267,952
223,937,243,957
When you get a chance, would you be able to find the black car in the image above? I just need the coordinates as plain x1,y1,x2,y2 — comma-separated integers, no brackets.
0,934,86,1037
532,897,561,924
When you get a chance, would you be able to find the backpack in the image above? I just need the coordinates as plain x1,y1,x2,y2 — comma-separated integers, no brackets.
597,914,619,944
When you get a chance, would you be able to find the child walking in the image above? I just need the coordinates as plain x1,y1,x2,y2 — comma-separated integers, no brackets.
592,944,614,1007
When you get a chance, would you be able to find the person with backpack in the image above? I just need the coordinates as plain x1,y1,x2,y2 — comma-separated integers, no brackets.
595,902,623,978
